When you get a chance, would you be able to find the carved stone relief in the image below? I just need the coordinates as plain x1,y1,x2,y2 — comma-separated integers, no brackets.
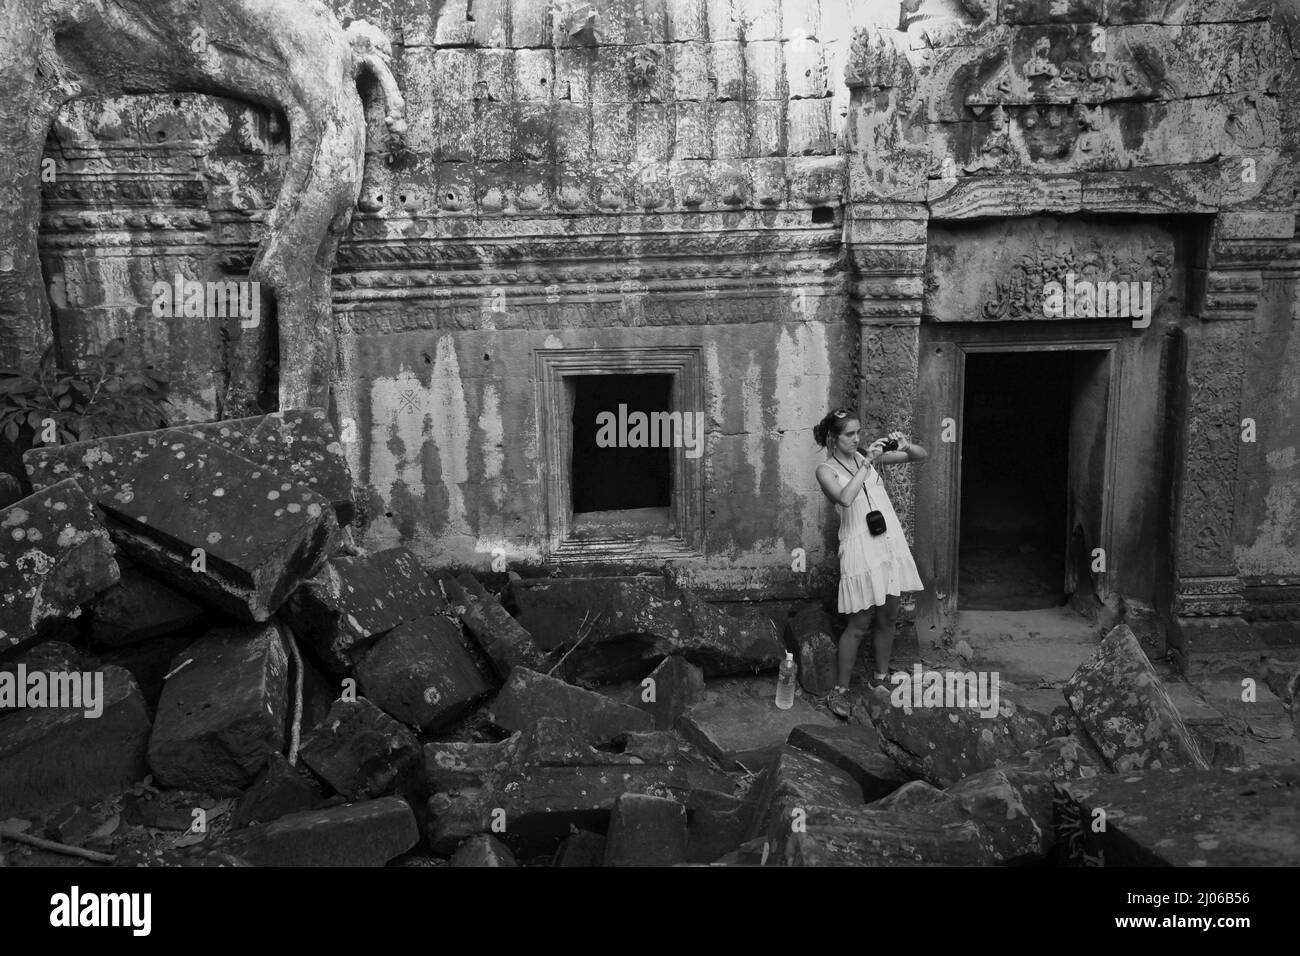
926,219,1176,322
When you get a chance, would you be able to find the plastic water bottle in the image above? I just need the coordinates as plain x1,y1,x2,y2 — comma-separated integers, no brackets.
775,652,797,710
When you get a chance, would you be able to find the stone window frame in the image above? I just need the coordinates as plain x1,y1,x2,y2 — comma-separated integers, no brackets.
534,346,706,562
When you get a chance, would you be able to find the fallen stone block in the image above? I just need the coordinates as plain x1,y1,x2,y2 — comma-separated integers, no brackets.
747,745,864,846
235,409,354,526
999,734,1104,780
94,630,202,710
855,684,1052,787
1054,765,1300,867
784,604,838,695
779,806,999,867
509,576,668,650
1193,727,1247,767
451,834,518,867
231,751,324,829
640,655,704,730
553,830,607,866
734,774,998,867
283,548,447,673
788,723,910,801
87,565,204,647
678,591,786,678
213,796,418,866
424,716,729,859
870,779,962,814
1064,625,1209,772
523,717,652,767
427,763,697,857
512,576,783,682
0,640,83,716
677,680,837,772
0,478,118,653
356,615,493,732
24,408,354,525
604,794,689,867
0,666,150,817
147,623,291,792
556,591,697,684
438,572,547,678
299,697,421,800
687,789,756,863
708,837,777,866
24,426,202,499
97,435,339,622
488,667,653,743
622,730,682,763
424,735,523,793
945,766,1057,864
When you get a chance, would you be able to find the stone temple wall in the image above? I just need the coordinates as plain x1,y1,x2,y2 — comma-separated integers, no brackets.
24,0,1300,633
840,0,1300,654
36,0,910,598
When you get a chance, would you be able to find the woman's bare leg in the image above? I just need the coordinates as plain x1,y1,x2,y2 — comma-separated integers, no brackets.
871,594,902,676
836,609,874,689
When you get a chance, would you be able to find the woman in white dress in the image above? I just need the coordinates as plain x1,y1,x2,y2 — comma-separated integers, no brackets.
813,409,927,718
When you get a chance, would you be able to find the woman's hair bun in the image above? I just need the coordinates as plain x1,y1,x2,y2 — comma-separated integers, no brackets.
813,408,855,448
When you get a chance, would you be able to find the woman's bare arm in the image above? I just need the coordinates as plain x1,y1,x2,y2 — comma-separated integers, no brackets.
817,439,884,506
816,463,866,507
873,431,928,465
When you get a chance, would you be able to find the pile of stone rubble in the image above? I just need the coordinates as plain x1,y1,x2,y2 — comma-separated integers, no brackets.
0,410,1296,866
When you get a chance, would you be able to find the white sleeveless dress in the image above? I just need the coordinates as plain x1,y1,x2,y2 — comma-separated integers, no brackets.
823,450,924,613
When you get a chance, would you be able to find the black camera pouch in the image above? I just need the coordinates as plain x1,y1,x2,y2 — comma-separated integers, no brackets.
863,478,888,536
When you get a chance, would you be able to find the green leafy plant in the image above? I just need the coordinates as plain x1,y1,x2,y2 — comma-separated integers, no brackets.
0,339,170,449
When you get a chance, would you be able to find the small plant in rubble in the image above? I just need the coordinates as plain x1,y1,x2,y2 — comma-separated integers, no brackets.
0,339,170,450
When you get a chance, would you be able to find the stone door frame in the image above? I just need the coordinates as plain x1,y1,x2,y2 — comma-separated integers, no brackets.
915,334,1123,636
846,179,1296,657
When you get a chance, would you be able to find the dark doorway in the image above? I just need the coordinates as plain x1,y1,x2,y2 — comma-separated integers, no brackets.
959,351,1077,610
570,374,672,515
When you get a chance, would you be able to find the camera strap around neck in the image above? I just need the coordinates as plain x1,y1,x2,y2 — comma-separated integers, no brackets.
832,453,875,509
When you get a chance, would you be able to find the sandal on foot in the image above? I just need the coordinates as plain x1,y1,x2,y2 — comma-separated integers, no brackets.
869,670,908,688
825,686,852,718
